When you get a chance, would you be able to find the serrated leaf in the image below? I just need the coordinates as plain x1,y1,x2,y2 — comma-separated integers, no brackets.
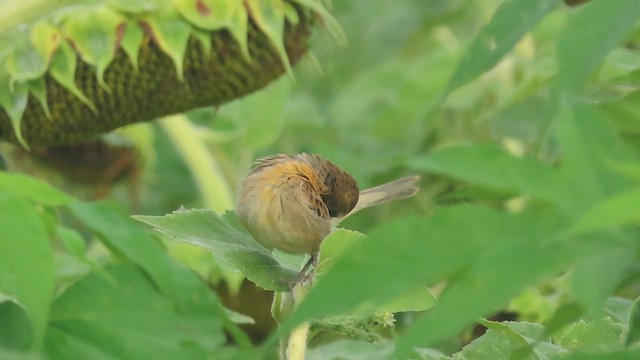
134,209,298,291
454,321,562,360
246,0,291,76
141,5,192,80
0,196,55,349
410,143,560,201
0,172,73,206
444,0,561,96
556,318,625,353
49,38,97,112
62,5,125,90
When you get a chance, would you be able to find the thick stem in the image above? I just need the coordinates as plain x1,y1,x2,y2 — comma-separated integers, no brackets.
286,322,310,360
273,270,315,360
160,115,234,213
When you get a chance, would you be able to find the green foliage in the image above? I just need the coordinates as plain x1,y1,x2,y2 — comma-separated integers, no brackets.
3,0,640,359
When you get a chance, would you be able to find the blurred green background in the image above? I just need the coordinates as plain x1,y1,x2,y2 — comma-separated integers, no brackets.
4,0,640,358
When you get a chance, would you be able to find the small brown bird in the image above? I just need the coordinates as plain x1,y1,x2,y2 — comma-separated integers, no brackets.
236,153,420,279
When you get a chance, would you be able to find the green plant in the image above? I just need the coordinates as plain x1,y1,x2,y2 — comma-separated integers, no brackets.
3,0,640,359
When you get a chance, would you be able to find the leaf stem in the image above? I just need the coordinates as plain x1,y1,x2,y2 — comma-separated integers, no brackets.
160,115,234,213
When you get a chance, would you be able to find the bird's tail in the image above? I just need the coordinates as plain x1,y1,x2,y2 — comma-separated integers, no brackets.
337,175,421,223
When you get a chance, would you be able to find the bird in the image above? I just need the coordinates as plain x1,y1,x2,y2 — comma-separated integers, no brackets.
236,153,420,282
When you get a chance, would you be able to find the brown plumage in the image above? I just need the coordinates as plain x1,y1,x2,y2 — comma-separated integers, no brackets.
236,153,420,276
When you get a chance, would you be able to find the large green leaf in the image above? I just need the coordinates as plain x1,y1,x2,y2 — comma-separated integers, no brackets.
0,171,73,206
409,142,560,201
566,189,640,235
394,228,601,356
67,200,224,311
275,206,557,346
0,196,55,349
553,0,640,98
45,264,225,359
134,208,298,291
569,247,635,317
453,321,563,360
444,0,561,96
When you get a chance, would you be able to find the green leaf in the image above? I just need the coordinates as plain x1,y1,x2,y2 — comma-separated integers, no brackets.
553,0,640,98
625,296,640,346
316,229,365,275
107,0,161,14
134,208,298,291
545,302,585,336
569,247,635,317
0,196,55,349
318,229,436,314
141,5,192,80
246,0,291,76
62,5,125,90
306,340,394,360
567,189,640,235
556,318,625,353
56,226,113,283
290,0,345,45
5,22,59,83
409,143,559,201
0,301,31,351
0,171,74,206
67,200,221,308
119,20,144,71
220,77,292,149
555,101,637,214
45,264,225,359
49,41,97,112
444,0,561,95
395,231,590,356
605,297,633,324
27,78,51,119
0,73,29,149
277,206,555,345
560,349,640,360
454,321,563,360
173,0,248,58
